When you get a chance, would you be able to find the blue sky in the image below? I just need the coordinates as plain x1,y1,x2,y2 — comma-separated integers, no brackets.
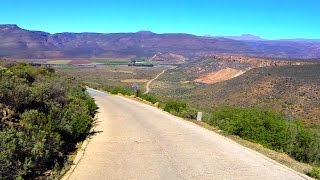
1,0,319,39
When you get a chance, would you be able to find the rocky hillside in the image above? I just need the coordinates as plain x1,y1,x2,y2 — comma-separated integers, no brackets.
1,24,320,59
184,64,320,125
169,55,310,81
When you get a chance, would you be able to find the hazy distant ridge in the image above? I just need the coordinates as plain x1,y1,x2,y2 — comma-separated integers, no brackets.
1,24,320,59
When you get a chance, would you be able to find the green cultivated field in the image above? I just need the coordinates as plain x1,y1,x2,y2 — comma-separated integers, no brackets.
92,58,130,65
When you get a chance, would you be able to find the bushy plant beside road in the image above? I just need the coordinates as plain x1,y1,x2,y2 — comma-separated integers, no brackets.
0,63,97,179
206,106,320,166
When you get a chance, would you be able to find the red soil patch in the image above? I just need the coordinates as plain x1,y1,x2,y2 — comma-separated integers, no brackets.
195,68,244,84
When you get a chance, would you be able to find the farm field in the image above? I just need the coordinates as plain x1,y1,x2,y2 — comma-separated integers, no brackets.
57,65,169,93
91,58,131,65
46,60,72,64
25,58,131,65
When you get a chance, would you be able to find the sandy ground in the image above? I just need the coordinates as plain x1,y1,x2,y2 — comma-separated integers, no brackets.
195,68,244,84
63,88,311,180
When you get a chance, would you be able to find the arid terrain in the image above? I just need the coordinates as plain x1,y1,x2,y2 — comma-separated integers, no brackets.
43,55,320,126
149,57,320,125
185,64,320,125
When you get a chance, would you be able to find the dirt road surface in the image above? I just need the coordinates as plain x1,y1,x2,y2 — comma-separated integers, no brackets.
144,67,174,94
64,88,310,180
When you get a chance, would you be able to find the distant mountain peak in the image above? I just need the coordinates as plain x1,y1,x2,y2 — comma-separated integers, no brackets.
0,24,21,30
221,34,263,41
136,30,154,35
240,34,261,38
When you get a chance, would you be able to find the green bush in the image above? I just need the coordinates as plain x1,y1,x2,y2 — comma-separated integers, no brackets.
109,87,132,95
287,121,320,164
179,107,198,119
61,99,93,140
308,167,320,179
207,106,320,165
0,63,97,179
162,100,199,119
164,100,187,113
138,94,158,104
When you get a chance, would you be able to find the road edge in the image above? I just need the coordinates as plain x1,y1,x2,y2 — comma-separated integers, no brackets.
62,88,313,180
61,97,99,180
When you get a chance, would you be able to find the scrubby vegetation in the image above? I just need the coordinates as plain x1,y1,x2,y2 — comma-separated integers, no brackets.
138,93,158,104
0,63,97,179
163,100,198,119
109,86,132,96
164,100,187,113
308,167,320,179
205,106,320,166
184,64,320,125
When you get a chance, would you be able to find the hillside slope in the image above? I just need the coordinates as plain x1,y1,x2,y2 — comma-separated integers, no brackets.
184,64,320,125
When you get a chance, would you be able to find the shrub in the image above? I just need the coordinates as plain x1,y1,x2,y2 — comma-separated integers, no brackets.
0,63,97,179
61,99,93,140
308,167,320,179
164,100,187,113
287,121,320,164
109,87,132,95
207,106,320,166
180,107,198,119
138,94,158,104
85,97,98,117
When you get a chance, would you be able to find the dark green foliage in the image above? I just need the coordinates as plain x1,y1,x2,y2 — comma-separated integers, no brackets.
206,106,320,165
109,86,132,95
107,86,160,105
138,93,158,104
287,121,320,164
179,107,198,119
85,97,98,117
0,63,97,179
308,167,320,179
164,100,187,113
163,100,199,119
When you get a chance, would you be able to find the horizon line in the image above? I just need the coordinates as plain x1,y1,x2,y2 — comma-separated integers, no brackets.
1,24,319,41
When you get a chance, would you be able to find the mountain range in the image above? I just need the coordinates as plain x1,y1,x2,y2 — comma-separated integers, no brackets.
217,34,263,41
0,24,320,59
